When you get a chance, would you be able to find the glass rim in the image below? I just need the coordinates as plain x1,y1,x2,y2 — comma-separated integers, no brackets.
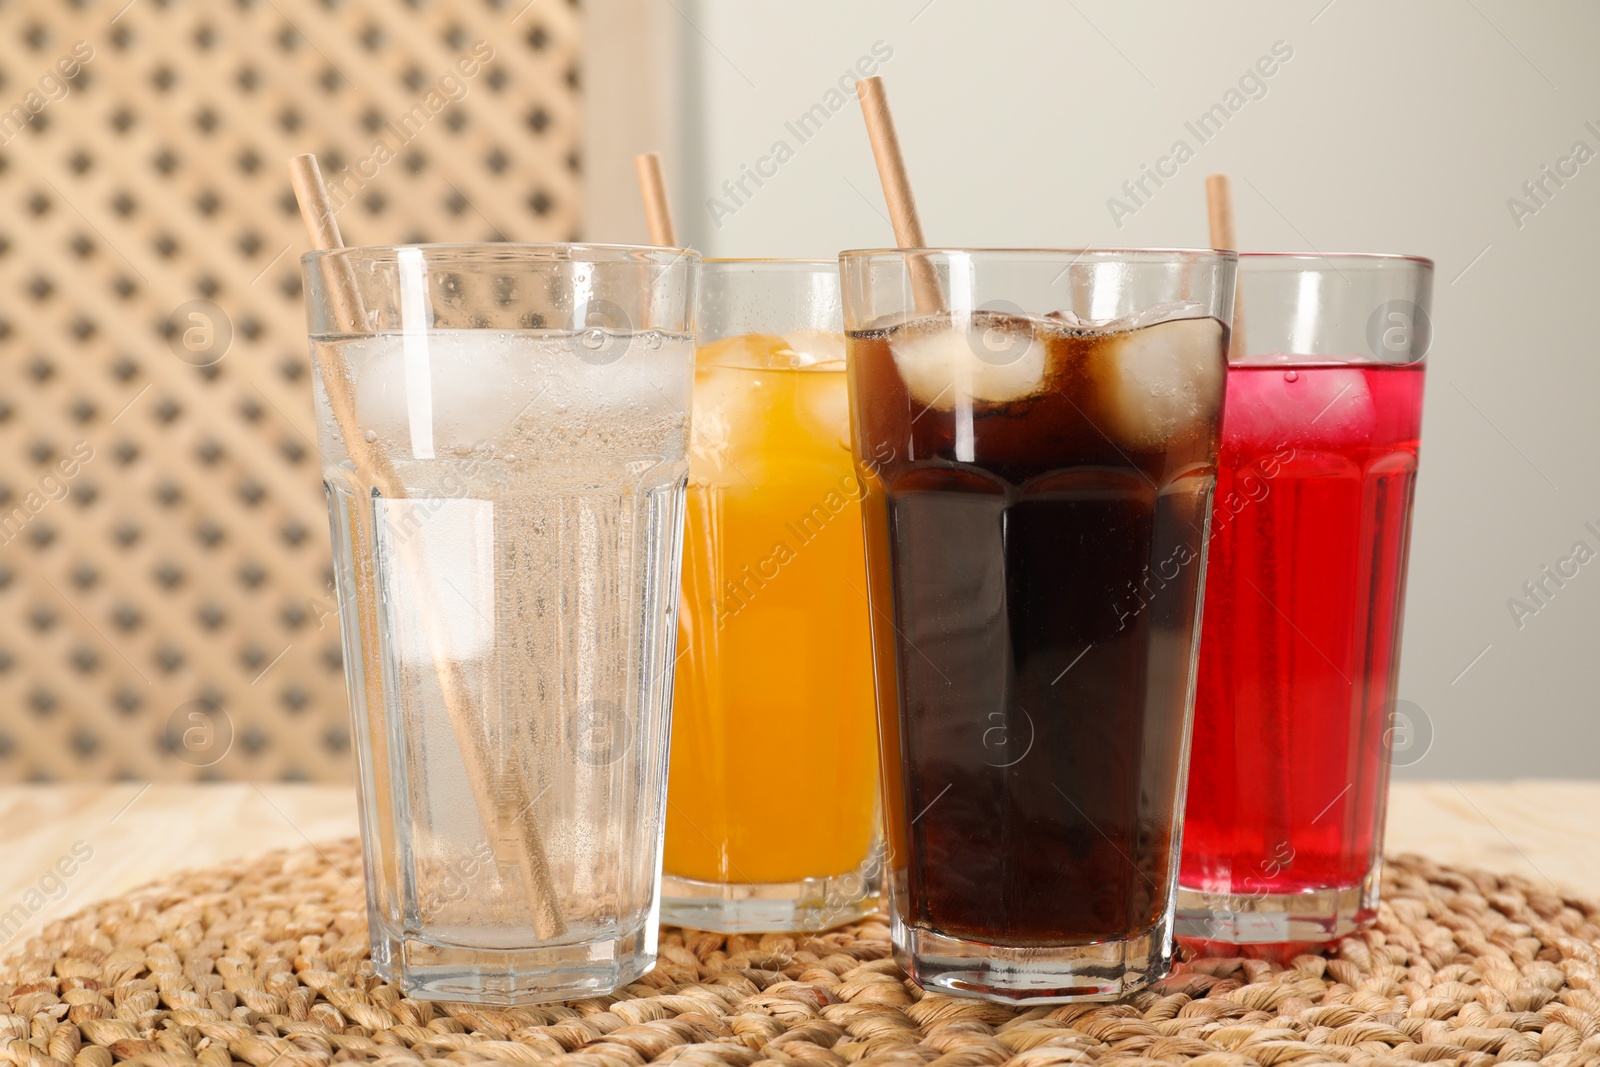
703,257,836,267
838,246,1237,263
300,242,699,268
1238,251,1434,269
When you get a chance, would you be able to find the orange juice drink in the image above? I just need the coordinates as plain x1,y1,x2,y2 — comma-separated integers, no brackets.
662,262,881,932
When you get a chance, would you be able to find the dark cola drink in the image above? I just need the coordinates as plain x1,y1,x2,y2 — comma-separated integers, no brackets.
848,307,1227,988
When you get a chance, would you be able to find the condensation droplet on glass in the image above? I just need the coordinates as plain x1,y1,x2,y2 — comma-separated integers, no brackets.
581,328,606,350
1284,370,1299,383
364,429,378,443
644,331,663,350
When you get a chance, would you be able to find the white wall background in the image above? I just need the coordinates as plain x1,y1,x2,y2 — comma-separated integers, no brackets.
591,0,1600,779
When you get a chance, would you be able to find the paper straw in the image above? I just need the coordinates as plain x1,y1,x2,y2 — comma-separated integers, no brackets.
634,152,678,247
855,77,944,314
1206,173,1245,359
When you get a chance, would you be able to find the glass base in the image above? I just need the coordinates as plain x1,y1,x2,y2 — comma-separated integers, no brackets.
1174,866,1379,948
661,855,881,933
892,913,1175,1004
369,922,656,1004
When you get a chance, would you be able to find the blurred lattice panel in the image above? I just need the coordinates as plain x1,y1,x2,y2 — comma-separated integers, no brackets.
0,0,582,781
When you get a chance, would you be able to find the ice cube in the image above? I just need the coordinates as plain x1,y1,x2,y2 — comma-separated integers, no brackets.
889,314,1049,410
795,363,852,447
353,331,530,456
1045,309,1095,329
1047,300,1209,333
689,364,743,465
545,333,693,458
783,329,847,366
1108,300,1212,332
696,333,804,371
349,330,690,463
1224,364,1375,450
1089,316,1225,450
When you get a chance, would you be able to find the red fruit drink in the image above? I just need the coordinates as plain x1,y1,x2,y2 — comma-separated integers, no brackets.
1178,357,1425,945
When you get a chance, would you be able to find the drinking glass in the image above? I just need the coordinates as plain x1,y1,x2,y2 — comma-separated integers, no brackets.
662,260,881,932
301,243,697,1003
1177,253,1432,948
840,248,1236,1002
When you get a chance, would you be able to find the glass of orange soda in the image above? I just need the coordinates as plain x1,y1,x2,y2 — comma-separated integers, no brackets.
662,260,881,931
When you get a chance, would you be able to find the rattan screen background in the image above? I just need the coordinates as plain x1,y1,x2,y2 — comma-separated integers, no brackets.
0,0,583,782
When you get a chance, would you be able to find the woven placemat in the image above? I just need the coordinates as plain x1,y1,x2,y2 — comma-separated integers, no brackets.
4,842,1599,1067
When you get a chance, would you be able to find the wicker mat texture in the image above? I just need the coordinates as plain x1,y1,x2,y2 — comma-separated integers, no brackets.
4,842,1600,1067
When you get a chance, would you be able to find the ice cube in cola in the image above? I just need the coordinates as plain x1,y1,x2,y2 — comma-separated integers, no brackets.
850,307,1226,960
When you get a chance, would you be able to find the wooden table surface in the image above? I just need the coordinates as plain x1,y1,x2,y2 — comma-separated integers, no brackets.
1,782,1595,953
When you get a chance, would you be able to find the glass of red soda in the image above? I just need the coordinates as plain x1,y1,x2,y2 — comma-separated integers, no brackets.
1176,253,1432,949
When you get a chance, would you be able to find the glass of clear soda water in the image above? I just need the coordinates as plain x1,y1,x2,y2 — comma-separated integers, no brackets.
300,244,698,1003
